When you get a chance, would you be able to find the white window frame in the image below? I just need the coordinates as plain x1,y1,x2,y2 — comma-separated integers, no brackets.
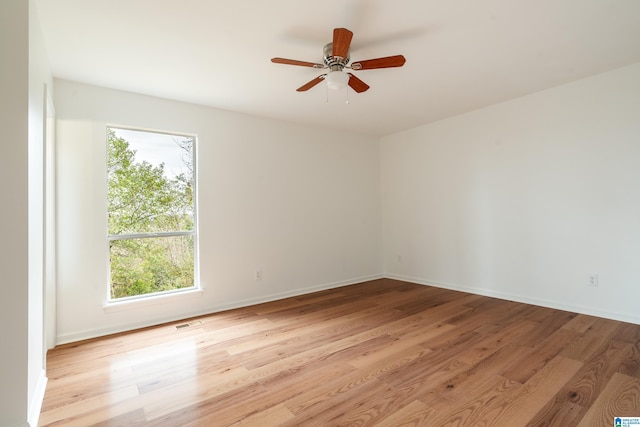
105,125,199,303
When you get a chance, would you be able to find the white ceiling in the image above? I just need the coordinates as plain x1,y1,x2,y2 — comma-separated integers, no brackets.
35,0,640,137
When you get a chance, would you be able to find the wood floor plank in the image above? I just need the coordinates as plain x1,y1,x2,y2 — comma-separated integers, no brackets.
282,345,431,417
577,372,640,426
143,382,271,427
517,309,578,344
373,400,439,427
224,304,386,356
282,378,408,426
380,331,485,390
39,385,140,427
455,319,538,365
560,313,600,333
236,308,402,370
527,398,587,426
471,356,583,426
425,374,522,426
227,404,295,426
416,342,529,406
40,279,640,426
501,327,579,384
613,322,640,379
347,322,455,369
560,317,622,362
557,340,633,408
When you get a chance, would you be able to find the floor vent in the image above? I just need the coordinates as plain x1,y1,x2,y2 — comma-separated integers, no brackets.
175,320,203,330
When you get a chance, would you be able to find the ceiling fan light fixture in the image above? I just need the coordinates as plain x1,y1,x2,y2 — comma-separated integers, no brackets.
326,71,349,90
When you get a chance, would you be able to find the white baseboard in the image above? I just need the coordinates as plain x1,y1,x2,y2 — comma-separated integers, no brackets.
56,274,384,345
385,273,640,325
28,369,47,427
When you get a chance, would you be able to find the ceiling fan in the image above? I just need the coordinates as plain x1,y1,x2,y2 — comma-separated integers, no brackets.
271,28,406,93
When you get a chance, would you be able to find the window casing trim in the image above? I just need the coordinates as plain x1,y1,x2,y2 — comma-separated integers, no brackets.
103,286,204,312
105,125,199,303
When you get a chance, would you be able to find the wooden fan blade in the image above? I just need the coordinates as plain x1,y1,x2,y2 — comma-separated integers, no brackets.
347,73,370,93
332,28,353,59
351,55,406,70
296,75,326,92
271,57,324,68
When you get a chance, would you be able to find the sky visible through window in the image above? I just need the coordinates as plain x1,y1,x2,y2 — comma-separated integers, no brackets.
112,128,192,179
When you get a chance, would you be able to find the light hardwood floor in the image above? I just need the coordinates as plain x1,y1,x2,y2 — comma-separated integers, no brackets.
40,279,640,426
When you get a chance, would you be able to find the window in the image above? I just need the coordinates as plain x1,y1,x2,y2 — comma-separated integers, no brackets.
107,127,197,301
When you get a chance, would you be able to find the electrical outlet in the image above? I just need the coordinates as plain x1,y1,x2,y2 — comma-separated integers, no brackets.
255,270,262,281
587,273,598,287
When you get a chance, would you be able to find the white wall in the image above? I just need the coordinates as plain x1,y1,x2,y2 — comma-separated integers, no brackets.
381,62,640,324
0,0,51,426
28,0,53,423
0,1,30,425
54,80,382,343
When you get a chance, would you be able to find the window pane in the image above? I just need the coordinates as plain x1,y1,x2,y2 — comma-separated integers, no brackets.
109,235,195,299
107,128,194,235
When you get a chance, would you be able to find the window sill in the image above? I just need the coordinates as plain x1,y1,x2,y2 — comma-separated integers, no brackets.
103,287,204,313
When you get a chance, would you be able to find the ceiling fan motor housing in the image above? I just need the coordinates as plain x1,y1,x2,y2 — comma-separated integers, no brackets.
323,43,350,71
